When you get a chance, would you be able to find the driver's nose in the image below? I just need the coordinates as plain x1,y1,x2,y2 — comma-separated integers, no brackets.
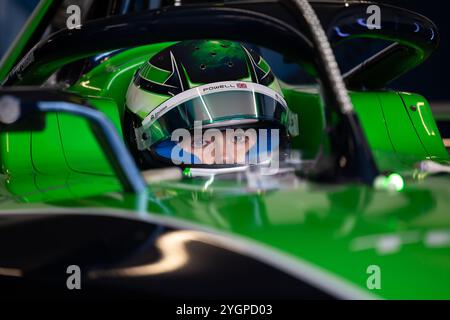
213,136,228,164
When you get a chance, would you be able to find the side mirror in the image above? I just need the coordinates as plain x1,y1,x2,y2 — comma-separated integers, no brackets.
0,95,45,132
0,89,146,194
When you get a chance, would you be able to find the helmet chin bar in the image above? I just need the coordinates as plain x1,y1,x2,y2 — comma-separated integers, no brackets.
185,166,249,177
183,159,280,178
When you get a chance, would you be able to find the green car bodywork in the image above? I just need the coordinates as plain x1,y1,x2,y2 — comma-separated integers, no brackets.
0,0,449,299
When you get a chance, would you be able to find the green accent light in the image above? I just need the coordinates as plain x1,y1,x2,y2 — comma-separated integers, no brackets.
387,173,405,191
183,167,191,177
374,173,405,192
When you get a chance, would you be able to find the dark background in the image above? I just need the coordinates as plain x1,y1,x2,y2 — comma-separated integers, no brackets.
0,0,449,108
384,1,450,108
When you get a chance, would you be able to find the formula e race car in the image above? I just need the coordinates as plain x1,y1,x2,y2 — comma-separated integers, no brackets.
0,0,449,300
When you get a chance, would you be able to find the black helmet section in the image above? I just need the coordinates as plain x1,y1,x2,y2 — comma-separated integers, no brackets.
133,40,275,97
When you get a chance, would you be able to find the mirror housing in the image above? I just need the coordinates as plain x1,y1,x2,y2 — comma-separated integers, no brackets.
0,94,45,132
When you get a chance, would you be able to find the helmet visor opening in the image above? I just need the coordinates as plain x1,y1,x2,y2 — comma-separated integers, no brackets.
134,81,297,151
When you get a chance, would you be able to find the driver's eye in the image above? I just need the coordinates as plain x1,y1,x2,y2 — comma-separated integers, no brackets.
233,135,247,144
192,138,211,148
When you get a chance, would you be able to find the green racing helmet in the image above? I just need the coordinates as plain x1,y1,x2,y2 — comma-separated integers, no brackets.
124,40,298,170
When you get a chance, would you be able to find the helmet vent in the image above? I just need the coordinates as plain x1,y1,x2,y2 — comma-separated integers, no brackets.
227,62,234,68
200,64,207,70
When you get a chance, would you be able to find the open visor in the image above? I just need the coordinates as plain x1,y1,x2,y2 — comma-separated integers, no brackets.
134,81,298,151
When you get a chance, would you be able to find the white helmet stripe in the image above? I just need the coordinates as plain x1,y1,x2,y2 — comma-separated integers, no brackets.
141,81,288,128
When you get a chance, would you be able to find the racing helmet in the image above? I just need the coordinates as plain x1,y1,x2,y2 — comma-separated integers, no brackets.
124,40,298,169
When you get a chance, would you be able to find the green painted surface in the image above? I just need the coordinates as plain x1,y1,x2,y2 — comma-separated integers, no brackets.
282,87,326,159
350,91,398,171
57,98,122,175
377,91,430,164
0,170,449,299
399,92,449,161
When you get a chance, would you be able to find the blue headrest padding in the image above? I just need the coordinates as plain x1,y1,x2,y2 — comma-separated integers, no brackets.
154,140,201,164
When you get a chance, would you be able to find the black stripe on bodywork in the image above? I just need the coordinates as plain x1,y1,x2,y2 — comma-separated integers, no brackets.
0,213,334,300
241,45,274,86
133,74,181,96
